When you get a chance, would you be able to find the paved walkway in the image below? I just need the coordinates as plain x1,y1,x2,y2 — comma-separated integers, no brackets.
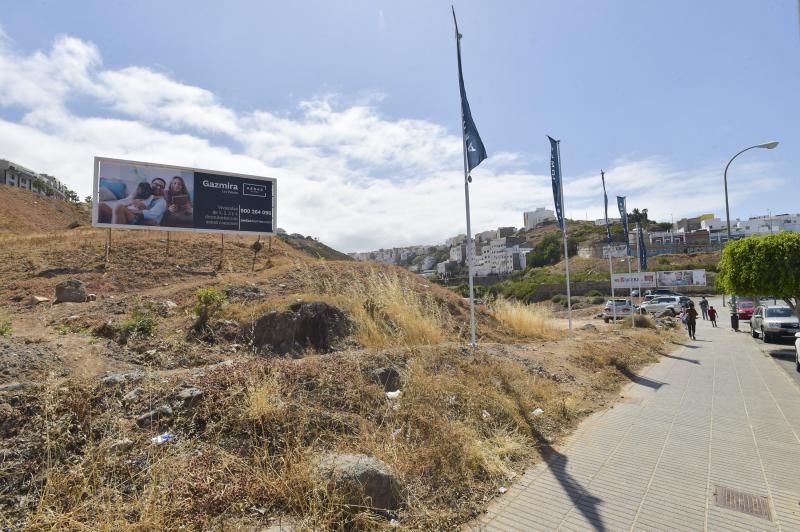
474,300,800,531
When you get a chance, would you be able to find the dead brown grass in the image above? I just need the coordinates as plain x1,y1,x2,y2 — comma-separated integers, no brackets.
491,298,566,340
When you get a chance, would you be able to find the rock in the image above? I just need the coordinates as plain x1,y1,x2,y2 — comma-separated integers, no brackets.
251,310,298,355
225,285,262,300
173,387,203,407
100,371,144,387
0,382,27,393
370,367,402,391
25,295,49,306
288,301,353,352
122,387,145,404
316,453,403,512
87,294,97,302
581,323,598,332
136,404,173,428
54,279,87,303
109,438,134,452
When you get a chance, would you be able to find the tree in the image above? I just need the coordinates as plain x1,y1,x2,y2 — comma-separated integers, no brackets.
717,232,800,315
526,232,577,268
628,208,649,226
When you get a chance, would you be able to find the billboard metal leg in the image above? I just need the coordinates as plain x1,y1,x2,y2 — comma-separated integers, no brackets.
218,233,224,270
105,228,111,265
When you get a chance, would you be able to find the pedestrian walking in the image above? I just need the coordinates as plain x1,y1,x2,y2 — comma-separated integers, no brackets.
699,296,709,320
708,306,718,327
686,302,699,340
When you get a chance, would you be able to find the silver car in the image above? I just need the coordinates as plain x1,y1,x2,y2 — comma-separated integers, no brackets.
640,296,683,316
602,299,633,323
795,332,800,372
750,305,800,343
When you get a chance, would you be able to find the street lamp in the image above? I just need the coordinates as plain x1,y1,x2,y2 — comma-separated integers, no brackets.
724,141,779,241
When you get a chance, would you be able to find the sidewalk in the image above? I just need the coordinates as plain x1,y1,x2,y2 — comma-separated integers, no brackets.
473,300,800,531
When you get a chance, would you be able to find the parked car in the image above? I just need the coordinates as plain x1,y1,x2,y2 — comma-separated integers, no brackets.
750,305,800,343
735,299,755,320
640,296,683,316
603,299,634,323
645,289,681,297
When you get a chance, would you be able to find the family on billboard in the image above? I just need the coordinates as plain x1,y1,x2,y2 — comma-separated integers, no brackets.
97,174,193,228
93,158,276,235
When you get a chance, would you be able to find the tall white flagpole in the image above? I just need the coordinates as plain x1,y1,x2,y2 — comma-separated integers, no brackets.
628,253,635,328
609,249,616,322
556,140,573,333
454,21,477,349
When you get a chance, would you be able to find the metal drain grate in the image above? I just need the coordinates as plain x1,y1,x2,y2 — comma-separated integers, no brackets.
713,485,772,521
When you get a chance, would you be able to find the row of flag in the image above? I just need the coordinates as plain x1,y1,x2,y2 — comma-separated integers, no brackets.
453,8,647,273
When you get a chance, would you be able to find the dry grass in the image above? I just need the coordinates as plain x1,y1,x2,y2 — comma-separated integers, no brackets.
293,263,457,348
491,298,565,340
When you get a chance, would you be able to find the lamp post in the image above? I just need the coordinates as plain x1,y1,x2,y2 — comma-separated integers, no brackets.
724,141,779,241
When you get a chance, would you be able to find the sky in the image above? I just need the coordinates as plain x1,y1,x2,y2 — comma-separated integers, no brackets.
0,1,798,252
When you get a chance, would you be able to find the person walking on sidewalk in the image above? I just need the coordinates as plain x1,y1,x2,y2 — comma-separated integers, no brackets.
686,302,699,340
708,306,718,327
699,296,709,320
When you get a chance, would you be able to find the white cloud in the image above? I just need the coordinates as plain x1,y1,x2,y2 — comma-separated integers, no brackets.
0,32,788,252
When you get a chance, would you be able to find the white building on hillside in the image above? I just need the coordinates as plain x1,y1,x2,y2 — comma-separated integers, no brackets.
524,208,555,229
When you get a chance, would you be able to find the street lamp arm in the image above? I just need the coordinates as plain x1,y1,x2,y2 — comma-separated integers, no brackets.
723,141,779,241
724,145,759,178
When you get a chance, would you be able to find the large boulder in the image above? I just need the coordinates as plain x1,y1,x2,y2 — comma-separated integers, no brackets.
252,310,298,355
316,453,403,513
250,302,352,355
55,280,87,303
289,302,352,352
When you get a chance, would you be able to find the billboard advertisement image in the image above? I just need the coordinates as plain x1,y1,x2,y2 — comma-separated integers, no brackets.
656,269,707,286
611,272,657,290
92,157,276,235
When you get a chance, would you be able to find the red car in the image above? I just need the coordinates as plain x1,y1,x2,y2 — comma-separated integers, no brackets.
736,300,755,320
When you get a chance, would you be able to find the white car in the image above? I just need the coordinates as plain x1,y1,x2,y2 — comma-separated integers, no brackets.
640,296,683,316
796,332,800,372
602,299,634,323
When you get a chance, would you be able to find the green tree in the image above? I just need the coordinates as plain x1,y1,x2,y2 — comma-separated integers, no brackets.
717,232,800,314
628,208,649,226
526,232,576,268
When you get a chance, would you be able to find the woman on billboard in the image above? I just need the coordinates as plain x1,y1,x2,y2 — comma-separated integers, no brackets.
161,175,194,228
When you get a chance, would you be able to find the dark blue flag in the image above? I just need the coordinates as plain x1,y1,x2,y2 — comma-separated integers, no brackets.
637,221,648,270
617,196,631,256
548,136,565,231
601,170,612,244
452,8,487,175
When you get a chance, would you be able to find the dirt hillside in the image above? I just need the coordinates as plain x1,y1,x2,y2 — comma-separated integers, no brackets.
0,217,681,529
0,186,90,236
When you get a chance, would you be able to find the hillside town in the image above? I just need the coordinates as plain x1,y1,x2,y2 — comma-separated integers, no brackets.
352,207,800,278
0,158,78,203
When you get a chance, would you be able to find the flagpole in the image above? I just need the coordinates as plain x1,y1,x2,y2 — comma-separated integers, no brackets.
462,133,477,348
609,250,616,322
628,254,635,328
556,140,573,333
453,15,477,349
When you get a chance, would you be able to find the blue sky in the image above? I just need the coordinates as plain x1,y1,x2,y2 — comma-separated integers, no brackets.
1,1,798,251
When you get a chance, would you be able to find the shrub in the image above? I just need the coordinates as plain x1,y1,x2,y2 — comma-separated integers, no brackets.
0,317,11,336
584,289,603,297
591,296,606,305
117,300,158,341
620,314,656,329
551,294,565,303
193,288,228,334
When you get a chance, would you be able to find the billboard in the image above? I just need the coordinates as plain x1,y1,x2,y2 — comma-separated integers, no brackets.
92,157,276,235
611,272,657,290
603,244,628,259
656,269,707,287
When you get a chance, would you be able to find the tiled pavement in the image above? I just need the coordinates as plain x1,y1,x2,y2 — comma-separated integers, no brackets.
473,301,800,531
